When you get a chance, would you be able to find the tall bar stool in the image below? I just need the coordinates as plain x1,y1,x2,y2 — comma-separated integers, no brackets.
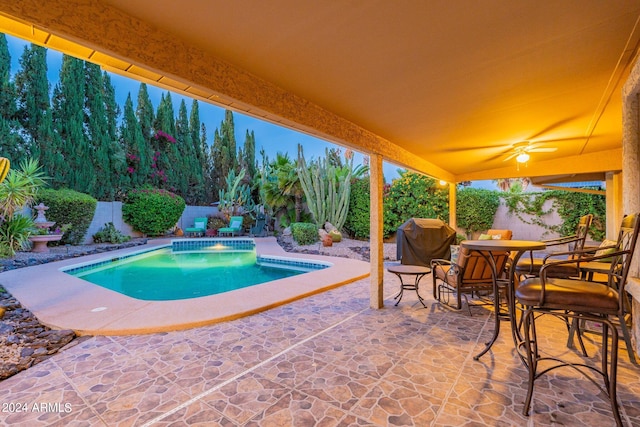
515,213,640,427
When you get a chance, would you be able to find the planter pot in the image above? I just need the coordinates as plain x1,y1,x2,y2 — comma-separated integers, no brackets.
322,235,333,247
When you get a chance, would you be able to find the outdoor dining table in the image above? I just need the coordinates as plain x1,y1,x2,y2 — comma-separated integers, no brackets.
460,239,547,361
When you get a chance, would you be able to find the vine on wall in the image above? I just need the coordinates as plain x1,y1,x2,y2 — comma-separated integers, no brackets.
502,190,606,241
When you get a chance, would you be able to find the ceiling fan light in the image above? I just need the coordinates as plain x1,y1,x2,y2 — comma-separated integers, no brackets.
516,152,530,163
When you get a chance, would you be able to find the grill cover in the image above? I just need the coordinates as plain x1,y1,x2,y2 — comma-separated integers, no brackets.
396,218,456,266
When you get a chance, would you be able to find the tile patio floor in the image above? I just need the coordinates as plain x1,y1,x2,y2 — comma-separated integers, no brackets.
2,268,640,426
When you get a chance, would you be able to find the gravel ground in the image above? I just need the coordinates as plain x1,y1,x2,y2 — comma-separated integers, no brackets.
276,234,398,262
0,236,394,381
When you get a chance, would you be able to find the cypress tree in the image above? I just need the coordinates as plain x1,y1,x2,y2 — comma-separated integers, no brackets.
210,128,225,199
135,83,155,186
14,43,56,168
187,99,206,204
221,109,237,172
0,34,24,163
175,99,194,199
151,92,176,189
120,93,149,188
201,123,213,201
210,110,238,199
243,130,256,181
84,62,113,199
102,71,127,198
189,100,203,168
52,54,92,193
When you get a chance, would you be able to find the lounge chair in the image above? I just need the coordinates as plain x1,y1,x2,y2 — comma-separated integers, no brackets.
185,217,207,237
218,216,244,237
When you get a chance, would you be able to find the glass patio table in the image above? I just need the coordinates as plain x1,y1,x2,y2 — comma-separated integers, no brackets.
460,239,546,361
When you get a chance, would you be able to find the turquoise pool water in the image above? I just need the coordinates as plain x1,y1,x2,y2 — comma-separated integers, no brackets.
64,240,327,301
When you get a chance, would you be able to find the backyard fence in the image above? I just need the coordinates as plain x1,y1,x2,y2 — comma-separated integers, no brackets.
80,198,571,245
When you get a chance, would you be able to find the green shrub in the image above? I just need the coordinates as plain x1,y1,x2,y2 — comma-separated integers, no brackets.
344,177,370,239
291,222,318,245
36,188,97,245
0,215,34,256
123,188,186,236
383,172,449,238
456,187,500,237
93,222,131,244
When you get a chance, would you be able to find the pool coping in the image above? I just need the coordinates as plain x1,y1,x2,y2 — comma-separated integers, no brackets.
0,237,370,335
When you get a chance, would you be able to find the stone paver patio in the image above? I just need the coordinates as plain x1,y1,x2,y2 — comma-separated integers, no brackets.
1,268,640,426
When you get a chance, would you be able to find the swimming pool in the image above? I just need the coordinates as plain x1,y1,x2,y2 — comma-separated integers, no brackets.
0,237,369,334
63,239,329,301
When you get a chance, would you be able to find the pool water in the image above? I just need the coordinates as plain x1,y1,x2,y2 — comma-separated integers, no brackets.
68,247,306,301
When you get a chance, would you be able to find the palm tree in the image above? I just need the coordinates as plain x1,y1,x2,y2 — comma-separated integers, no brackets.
261,153,297,224
277,158,305,223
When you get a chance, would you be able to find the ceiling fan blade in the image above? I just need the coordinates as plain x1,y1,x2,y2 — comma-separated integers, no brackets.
528,147,557,153
503,152,519,161
442,144,505,153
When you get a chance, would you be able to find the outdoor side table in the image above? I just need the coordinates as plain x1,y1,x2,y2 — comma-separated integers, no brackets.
387,264,431,308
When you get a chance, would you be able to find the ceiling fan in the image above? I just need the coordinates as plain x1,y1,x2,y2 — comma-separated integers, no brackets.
503,141,558,164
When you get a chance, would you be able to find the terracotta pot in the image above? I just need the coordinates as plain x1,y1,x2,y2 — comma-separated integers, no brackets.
322,235,333,247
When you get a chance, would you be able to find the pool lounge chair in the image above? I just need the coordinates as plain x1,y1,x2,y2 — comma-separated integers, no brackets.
185,217,207,237
219,216,244,236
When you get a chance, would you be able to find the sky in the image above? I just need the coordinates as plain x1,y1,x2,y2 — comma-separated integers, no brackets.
5,34,406,181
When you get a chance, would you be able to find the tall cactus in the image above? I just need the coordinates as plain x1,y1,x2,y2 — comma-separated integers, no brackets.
297,145,352,230
218,168,256,220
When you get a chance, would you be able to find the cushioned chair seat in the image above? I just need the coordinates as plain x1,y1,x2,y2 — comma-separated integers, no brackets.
516,277,619,313
515,214,593,278
515,259,579,278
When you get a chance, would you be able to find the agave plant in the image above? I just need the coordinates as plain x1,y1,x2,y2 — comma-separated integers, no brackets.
0,215,35,257
0,159,47,257
0,159,47,220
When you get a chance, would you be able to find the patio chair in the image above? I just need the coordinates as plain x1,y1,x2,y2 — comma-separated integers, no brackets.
515,213,593,279
431,230,512,315
515,212,640,426
250,213,267,237
184,217,207,237
218,216,244,237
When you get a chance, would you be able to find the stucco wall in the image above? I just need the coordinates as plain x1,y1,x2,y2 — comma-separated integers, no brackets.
83,203,219,244
84,198,572,244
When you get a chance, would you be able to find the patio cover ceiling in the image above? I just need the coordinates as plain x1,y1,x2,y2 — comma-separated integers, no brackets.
1,1,639,184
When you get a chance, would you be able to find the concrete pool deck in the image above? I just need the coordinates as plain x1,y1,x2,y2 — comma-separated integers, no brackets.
0,237,369,335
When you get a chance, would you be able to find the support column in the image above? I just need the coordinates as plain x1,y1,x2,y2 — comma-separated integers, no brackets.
622,57,640,358
605,172,623,240
369,153,384,309
448,182,457,230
